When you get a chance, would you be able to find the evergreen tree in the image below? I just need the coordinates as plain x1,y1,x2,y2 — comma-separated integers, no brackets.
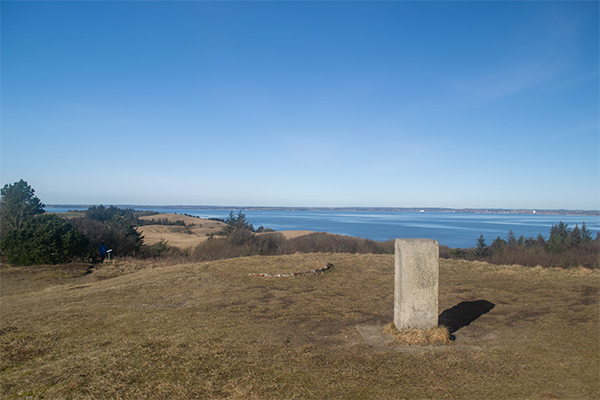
106,216,144,256
86,205,137,225
489,236,506,255
221,211,254,235
570,225,582,247
581,222,593,243
1,214,89,265
506,230,517,247
0,179,45,237
536,234,546,247
547,221,571,253
524,236,536,248
72,207,144,259
474,234,489,257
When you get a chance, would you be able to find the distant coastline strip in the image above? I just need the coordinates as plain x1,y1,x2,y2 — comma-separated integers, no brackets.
44,205,600,216
249,263,334,277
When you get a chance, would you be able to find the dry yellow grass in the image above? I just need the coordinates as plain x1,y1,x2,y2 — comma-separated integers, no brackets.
267,230,316,240
382,323,452,346
137,214,225,249
1,255,599,399
137,214,315,249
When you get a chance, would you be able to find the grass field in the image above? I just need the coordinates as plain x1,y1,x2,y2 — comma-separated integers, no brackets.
137,213,316,249
1,254,598,399
137,214,226,249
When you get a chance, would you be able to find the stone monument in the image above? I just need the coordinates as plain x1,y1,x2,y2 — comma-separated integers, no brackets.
394,238,439,330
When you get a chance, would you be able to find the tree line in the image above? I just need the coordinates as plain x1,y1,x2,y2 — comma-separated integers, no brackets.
0,180,144,265
446,222,599,268
1,179,597,268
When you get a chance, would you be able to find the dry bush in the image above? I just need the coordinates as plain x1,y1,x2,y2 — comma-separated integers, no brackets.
136,239,190,260
191,237,253,261
191,232,284,262
171,226,193,235
189,232,390,263
281,232,393,254
253,232,285,255
488,243,599,269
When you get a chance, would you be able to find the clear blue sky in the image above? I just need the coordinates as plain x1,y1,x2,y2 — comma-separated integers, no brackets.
1,1,598,209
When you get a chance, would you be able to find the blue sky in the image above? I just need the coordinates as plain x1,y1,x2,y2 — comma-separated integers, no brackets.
1,1,598,209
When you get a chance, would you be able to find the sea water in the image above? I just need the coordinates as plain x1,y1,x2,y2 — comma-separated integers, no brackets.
46,206,600,248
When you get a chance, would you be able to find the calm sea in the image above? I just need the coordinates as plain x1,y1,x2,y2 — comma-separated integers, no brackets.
47,206,600,248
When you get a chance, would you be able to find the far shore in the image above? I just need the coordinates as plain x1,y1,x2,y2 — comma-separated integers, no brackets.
45,205,600,216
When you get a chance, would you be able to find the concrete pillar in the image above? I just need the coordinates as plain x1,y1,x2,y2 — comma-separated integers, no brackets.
394,239,439,330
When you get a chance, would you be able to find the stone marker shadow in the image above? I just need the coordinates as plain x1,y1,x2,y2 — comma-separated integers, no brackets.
438,300,495,339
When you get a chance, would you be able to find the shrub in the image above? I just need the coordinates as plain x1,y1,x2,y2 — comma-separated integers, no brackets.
191,231,285,262
227,228,255,246
171,226,193,235
439,245,452,259
135,210,159,217
105,217,144,256
70,211,143,260
192,237,253,261
253,233,285,255
0,214,90,265
137,240,189,259
452,222,599,269
85,205,136,224
280,233,393,255
137,218,186,227
188,211,392,262
189,230,394,263
448,248,468,259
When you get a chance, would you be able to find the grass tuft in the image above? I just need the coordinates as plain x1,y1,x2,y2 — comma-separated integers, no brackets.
383,323,452,346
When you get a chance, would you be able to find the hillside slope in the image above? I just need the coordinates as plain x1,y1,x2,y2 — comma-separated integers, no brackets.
1,255,598,399
137,213,316,249
136,213,225,249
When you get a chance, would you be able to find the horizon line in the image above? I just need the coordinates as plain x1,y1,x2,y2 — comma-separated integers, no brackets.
44,204,600,215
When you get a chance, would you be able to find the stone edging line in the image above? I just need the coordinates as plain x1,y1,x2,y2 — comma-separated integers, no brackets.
249,263,334,277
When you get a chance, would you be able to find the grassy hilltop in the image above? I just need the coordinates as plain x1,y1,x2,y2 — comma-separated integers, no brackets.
1,253,598,399
136,213,315,250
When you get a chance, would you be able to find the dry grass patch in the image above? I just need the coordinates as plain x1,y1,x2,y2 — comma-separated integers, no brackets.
268,230,315,240
137,213,226,249
1,255,599,399
138,213,211,225
383,323,452,346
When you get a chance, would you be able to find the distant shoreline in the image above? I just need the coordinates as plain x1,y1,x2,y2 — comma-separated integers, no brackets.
45,204,600,216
